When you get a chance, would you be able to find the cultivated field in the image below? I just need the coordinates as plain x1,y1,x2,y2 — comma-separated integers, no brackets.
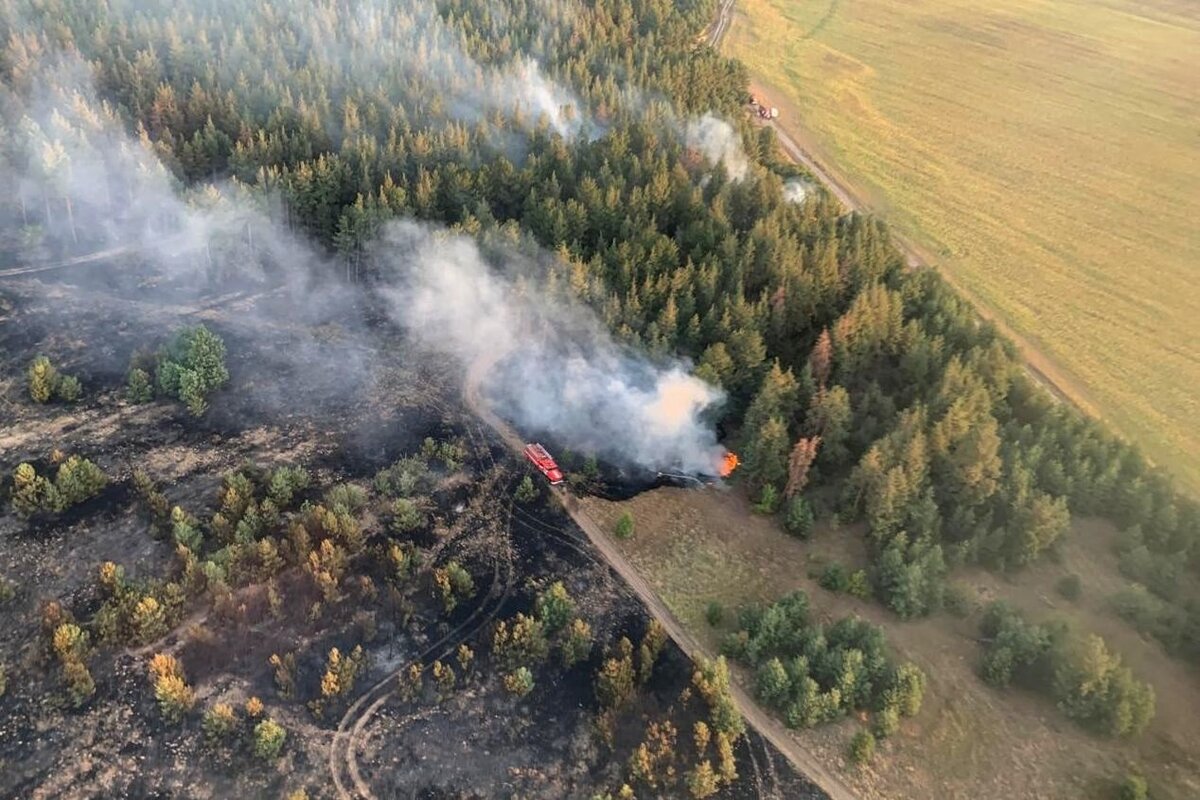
724,0,1200,490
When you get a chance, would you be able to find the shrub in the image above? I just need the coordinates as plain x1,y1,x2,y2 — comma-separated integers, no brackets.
126,367,154,403
253,718,287,759
267,465,310,508
318,646,367,702
848,730,876,765
0,663,6,698
874,703,901,738
535,581,574,633
133,596,168,643
692,657,744,738
784,495,815,537
595,638,636,710
943,581,974,617
846,570,871,600
389,498,425,533
373,456,429,498
819,563,849,592
27,356,58,403
171,506,203,552
422,437,466,471
614,511,634,539
432,659,456,697
56,374,82,403
0,576,13,605
503,666,535,697
54,455,107,507
686,760,721,798
1117,773,1148,800
561,618,593,667
323,482,367,514
493,613,549,670
1057,574,1083,602
514,475,537,502
705,601,724,627
754,484,779,514
10,463,57,517
148,653,195,722
202,702,237,744
155,325,228,416
433,561,475,613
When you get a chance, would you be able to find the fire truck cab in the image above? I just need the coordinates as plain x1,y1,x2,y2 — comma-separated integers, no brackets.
523,443,564,485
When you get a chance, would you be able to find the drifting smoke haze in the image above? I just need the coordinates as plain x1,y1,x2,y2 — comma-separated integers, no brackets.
376,222,728,474
0,49,378,411
284,0,593,142
0,21,727,475
684,113,750,182
783,179,812,204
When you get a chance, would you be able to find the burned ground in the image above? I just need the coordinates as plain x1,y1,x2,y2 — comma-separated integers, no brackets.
0,275,824,799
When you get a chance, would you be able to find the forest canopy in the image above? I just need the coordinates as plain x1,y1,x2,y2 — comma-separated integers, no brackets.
0,0,1196,657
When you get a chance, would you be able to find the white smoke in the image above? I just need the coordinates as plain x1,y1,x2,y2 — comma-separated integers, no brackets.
504,59,583,139
376,222,728,474
326,0,593,142
783,179,811,205
0,7,724,474
684,113,750,182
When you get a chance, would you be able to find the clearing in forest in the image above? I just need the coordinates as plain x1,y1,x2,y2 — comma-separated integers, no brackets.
580,487,1200,800
723,0,1200,491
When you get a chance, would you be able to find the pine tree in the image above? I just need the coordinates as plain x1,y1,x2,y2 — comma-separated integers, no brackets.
785,436,821,498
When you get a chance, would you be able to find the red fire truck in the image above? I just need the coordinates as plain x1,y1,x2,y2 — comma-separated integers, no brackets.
523,443,564,485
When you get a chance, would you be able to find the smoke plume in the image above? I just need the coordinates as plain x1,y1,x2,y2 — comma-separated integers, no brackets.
1,38,725,475
783,179,811,205
684,113,750,182
376,222,728,474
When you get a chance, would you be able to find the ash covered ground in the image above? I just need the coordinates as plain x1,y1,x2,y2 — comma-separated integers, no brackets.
0,273,824,799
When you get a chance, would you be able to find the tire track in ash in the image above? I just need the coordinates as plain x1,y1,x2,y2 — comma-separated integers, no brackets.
331,418,517,800
745,734,769,800
342,419,516,798
749,729,784,799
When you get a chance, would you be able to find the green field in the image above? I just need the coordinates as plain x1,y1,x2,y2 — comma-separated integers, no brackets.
725,0,1200,491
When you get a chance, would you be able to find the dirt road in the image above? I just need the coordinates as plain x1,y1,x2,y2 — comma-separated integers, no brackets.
463,353,855,800
0,244,137,277
706,0,737,48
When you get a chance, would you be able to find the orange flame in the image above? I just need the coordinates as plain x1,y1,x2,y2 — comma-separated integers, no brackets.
719,451,740,478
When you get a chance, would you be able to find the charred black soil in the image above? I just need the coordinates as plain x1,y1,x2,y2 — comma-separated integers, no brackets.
0,277,825,799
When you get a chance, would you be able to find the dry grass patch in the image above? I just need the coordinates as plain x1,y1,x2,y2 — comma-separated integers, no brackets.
581,487,1200,799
